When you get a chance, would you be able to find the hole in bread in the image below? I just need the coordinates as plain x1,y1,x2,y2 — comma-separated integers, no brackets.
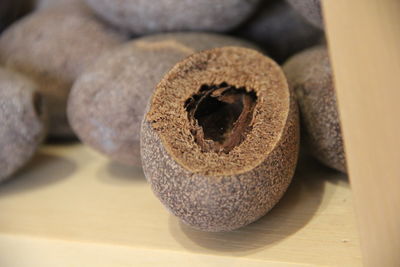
185,82,257,153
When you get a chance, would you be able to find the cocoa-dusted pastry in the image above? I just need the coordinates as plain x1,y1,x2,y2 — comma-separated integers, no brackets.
141,47,299,231
286,0,324,29
0,68,47,182
0,5,127,138
35,0,84,10
235,0,323,63
83,0,261,34
68,33,258,166
284,46,346,172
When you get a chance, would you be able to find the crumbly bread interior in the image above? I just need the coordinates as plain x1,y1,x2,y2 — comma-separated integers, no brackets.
146,47,290,176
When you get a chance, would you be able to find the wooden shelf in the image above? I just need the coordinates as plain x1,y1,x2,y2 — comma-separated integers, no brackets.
0,145,362,266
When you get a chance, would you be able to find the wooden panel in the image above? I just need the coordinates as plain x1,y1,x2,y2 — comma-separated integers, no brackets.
0,145,361,266
323,0,400,266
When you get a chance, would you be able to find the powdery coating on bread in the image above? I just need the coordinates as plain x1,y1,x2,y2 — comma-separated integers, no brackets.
283,46,346,172
68,33,258,166
0,68,46,182
236,0,323,62
286,0,323,29
0,6,127,138
141,47,299,231
84,0,261,34
35,0,85,10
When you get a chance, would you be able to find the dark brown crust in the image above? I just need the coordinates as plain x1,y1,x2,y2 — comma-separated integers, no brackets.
0,68,47,182
283,46,346,172
141,47,299,231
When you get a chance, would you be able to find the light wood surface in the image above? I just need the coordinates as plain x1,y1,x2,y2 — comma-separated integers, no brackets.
0,145,361,266
323,1,400,266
